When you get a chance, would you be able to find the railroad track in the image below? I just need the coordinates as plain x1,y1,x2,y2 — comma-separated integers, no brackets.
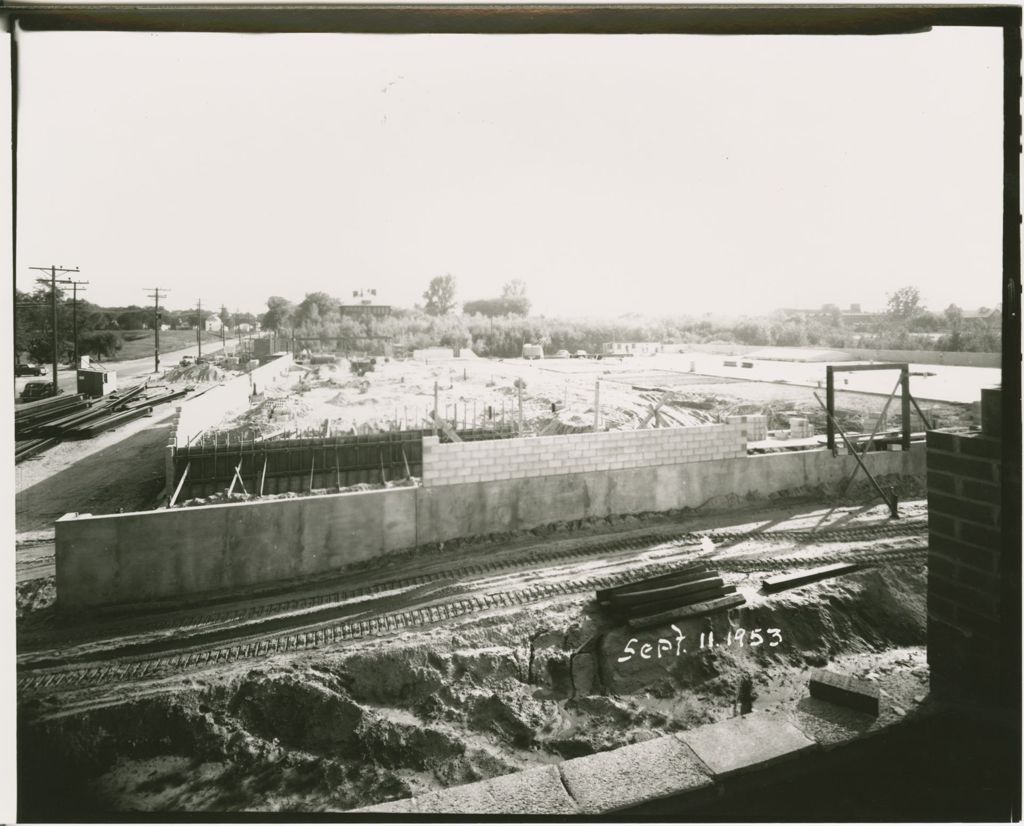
17,532,926,695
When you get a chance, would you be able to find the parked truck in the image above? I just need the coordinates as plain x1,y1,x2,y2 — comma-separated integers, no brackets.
522,343,544,360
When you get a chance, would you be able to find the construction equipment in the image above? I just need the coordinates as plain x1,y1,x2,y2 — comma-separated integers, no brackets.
349,356,376,377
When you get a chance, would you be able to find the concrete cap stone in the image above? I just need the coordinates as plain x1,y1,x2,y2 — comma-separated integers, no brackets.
559,734,714,814
676,711,817,778
415,765,579,815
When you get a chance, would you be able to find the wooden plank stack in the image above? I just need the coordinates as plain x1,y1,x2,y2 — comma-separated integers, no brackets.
596,560,745,629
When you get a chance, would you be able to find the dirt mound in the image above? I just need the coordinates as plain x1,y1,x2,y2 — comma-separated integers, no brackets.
17,577,56,618
19,560,928,815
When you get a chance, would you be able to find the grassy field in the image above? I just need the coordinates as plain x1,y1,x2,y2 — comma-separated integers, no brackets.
114,330,225,361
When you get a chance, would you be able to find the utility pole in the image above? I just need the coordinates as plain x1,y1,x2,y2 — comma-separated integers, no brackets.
64,279,89,368
29,265,79,395
145,287,169,373
221,303,227,352
196,299,203,359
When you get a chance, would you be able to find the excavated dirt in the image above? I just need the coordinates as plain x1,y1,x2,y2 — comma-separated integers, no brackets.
20,561,928,815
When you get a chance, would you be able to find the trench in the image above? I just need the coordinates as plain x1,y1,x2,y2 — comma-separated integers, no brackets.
18,562,928,817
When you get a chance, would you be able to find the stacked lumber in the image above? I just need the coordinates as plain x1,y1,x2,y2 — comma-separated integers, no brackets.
14,383,192,461
596,561,745,629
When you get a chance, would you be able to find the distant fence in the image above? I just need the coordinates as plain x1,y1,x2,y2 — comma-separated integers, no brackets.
170,425,516,501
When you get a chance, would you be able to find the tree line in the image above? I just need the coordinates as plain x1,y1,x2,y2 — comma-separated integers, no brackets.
258,280,1002,357
16,278,1001,365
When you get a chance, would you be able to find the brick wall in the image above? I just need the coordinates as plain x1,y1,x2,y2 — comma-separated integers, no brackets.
421,424,747,487
926,427,1004,702
726,414,768,442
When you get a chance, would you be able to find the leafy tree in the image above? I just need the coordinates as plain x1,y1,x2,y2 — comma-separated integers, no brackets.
295,292,339,328
79,330,123,358
887,286,923,319
423,274,457,316
261,296,296,332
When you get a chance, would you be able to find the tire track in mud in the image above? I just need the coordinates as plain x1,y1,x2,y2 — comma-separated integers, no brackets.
17,532,926,695
19,518,925,648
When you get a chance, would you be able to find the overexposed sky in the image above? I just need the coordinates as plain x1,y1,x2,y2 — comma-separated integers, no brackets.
15,27,1003,317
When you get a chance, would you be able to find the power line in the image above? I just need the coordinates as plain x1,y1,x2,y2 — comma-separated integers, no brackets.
28,265,79,394
145,287,170,374
67,280,89,368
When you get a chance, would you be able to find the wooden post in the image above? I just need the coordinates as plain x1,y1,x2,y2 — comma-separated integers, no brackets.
335,446,341,488
593,380,601,431
168,461,190,508
517,384,524,435
825,366,836,454
433,381,439,436
402,447,412,479
309,455,315,491
900,366,912,450
259,456,268,496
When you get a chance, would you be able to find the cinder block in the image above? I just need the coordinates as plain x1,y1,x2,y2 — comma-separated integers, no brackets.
808,668,880,715
676,712,817,778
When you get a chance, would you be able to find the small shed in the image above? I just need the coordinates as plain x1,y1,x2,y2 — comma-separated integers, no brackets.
77,367,117,398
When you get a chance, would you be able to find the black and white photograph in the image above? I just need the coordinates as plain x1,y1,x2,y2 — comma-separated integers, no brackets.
3,3,1021,821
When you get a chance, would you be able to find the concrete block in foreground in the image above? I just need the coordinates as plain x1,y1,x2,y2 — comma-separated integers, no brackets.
559,734,713,814
415,765,579,815
677,711,817,778
808,668,880,715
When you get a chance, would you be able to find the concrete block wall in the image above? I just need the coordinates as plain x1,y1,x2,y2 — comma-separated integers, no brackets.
417,444,924,546
926,424,1004,702
725,414,768,442
421,424,747,487
57,440,924,611
789,417,814,439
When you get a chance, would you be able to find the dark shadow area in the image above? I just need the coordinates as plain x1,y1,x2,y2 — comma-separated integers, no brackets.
635,709,1020,822
16,419,172,532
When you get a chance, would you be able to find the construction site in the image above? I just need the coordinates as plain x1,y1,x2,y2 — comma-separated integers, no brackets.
13,337,1016,818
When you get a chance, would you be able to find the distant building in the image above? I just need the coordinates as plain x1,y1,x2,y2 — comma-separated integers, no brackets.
204,316,223,333
237,322,253,333
962,308,1001,321
340,287,391,320
600,342,663,356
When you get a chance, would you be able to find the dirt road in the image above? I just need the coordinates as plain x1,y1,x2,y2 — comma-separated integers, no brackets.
16,415,172,534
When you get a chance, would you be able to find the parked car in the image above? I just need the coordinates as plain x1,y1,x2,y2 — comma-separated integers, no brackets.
573,350,588,358
20,381,59,402
15,363,46,376
553,349,570,359
179,355,195,367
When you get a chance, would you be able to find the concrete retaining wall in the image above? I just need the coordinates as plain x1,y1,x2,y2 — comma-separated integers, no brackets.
422,424,746,487
416,445,925,545
173,353,294,448
56,484,416,610
56,439,925,610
